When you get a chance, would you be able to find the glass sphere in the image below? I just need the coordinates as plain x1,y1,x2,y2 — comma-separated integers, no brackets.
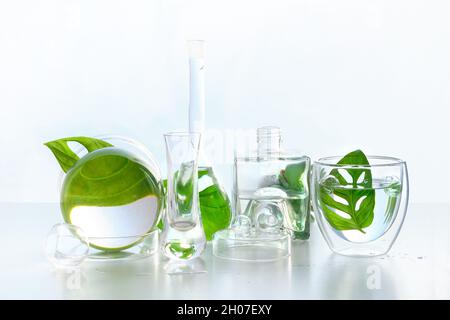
60,147,163,252
45,223,89,268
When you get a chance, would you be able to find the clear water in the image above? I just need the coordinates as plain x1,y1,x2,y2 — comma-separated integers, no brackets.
236,187,308,235
161,221,206,260
160,167,219,260
319,177,401,243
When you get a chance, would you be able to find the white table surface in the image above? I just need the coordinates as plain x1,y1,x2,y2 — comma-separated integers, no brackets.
0,202,449,299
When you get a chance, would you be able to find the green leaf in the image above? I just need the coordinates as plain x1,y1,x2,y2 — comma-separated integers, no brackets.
280,161,306,192
159,168,232,241
165,242,196,259
199,183,232,241
319,149,375,233
198,168,232,240
44,136,112,172
278,160,311,239
198,168,209,179
62,148,162,208
174,163,195,215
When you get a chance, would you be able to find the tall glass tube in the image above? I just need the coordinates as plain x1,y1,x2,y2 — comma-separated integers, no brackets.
161,132,206,260
188,40,205,135
186,40,232,241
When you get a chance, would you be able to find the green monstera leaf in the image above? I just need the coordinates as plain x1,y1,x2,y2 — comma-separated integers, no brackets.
158,167,232,241
278,160,310,239
279,161,307,192
44,137,112,173
159,167,232,241
319,150,375,233
198,168,232,241
165,241,196,259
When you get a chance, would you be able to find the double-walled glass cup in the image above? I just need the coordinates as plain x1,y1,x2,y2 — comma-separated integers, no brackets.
311,156,409,257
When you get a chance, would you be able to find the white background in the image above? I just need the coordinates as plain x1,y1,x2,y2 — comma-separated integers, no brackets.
0,0,449,204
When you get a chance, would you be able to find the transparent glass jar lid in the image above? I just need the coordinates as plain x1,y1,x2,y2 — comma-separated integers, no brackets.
212,216,291,262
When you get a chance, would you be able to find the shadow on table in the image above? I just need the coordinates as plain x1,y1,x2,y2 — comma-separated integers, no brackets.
318,253,397,299
54,256,161,299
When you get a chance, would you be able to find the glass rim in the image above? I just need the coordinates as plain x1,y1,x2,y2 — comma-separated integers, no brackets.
235,153,310,162
52,223,161,240
87,228,160,240
314,155,406,168
187,39,205,43
235,147,310,159
163,131,201,138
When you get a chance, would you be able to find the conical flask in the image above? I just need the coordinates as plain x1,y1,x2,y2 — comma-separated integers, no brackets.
188,40,232,241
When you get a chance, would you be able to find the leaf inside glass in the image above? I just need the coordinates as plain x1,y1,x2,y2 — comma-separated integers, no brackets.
319,150,375,233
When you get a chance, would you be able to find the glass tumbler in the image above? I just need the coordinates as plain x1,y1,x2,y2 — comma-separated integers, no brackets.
161,132,206,261
311,156,409,257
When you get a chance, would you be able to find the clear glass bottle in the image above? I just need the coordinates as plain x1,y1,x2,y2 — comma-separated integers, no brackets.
212,126,310,262
188,40,232,241
234,126,311,240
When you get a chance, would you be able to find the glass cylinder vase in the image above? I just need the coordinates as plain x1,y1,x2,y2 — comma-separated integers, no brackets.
161,132,206,261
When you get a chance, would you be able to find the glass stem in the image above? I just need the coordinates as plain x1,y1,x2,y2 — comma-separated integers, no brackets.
188,40,205,134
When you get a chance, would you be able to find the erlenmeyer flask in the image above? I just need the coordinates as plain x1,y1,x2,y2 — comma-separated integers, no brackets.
188,40,232,241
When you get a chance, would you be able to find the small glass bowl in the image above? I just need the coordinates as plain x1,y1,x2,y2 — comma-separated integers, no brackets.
45,223,90,268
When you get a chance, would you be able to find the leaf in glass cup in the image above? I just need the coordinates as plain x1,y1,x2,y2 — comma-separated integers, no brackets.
319,149,375,233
